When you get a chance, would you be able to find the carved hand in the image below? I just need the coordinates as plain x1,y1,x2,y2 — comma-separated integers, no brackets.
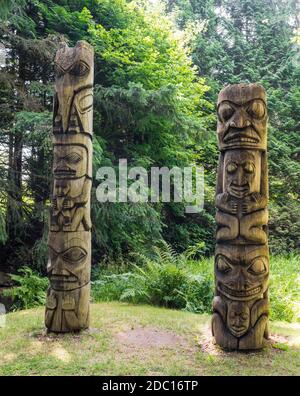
242,197,254,214
216,193,238,214
242,193,267,213
52,197,58,210
63,197,74,209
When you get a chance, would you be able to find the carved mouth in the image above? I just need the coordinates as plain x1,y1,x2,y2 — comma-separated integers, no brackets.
49,273,80,291
219,283,261,299
229,184,249,197
230,326,248,337
231,325,246,331
50,275,78,283
54,168,76,177
223,127,260,145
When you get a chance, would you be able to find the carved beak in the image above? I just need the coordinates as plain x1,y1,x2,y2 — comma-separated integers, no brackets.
56,79,74,133
61,93,73,133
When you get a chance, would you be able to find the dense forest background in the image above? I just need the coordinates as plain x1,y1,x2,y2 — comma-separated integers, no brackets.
0,0,299,274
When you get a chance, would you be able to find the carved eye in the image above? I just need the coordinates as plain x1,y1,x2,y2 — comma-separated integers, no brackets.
248,258,267,275
229,311,236,319
216,256,232,273
49,246,58,261
246,100,266,119
243,162,255,174
241,313,249,321
65,152,82,164
218,102,235,122
62,247,87,264
226,162,238,174
69,61,89,76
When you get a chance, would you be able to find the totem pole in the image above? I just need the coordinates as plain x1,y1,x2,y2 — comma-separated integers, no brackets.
212,84,269,350
45,41,94,332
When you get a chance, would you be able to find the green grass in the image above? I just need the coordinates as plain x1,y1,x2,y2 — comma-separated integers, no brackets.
0,302,300,376
269,255,300,321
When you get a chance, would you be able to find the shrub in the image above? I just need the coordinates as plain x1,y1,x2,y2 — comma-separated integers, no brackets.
4,267,48,310
92,247,300,322
92,243,214,313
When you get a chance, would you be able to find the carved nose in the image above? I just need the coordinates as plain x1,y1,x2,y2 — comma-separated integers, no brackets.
235,271,247,290
55,158,65,167
51,257,70,276
54,161,68,171
230,110,251,129
236,168,245,185
52,267,70,276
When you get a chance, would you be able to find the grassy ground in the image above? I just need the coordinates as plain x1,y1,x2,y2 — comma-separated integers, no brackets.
0,302,300,376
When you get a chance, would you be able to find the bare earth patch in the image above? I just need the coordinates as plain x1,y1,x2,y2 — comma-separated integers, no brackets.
116,326,188,350
113,325,200,372
29,329,83,343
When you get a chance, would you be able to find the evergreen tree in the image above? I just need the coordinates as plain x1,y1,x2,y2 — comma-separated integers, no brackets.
0,0,212,270
167,0,300,253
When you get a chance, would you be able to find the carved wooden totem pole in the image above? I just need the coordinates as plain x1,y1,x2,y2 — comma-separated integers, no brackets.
212,84,269,350
45,41,94,332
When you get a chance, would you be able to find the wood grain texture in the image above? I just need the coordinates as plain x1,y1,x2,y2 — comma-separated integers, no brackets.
45,41,94,333
212,83,269,350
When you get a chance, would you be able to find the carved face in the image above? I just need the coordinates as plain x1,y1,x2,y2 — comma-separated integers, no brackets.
53,144,88,179
215,245,269,301
54,41,94,134
45,284,90,332
53,177,86,200
224,150,261,198
227,302,250,337
53,179,70,197
217,84,267,151
47,232,91,291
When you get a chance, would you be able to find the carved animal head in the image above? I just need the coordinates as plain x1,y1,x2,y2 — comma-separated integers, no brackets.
217,84,267,151
47,232,91,291
223,150,261,198
54,41,94,134
53,144,88,179
215,245,269,301
53,134,92,180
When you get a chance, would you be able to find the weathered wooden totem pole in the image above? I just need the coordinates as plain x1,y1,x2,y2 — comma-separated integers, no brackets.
212,84,269,350
45,41,94,332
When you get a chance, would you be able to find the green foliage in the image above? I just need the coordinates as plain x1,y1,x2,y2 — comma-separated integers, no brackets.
92,201,163,262
0,209,7,244
4,267,48,310
0,0,214,270
2,252,299,323
92,243,214,313
269,255,300,322
0,0,299,307
92,249,300,322
167,0,300,255
269,201,300,254
0,0,27,20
